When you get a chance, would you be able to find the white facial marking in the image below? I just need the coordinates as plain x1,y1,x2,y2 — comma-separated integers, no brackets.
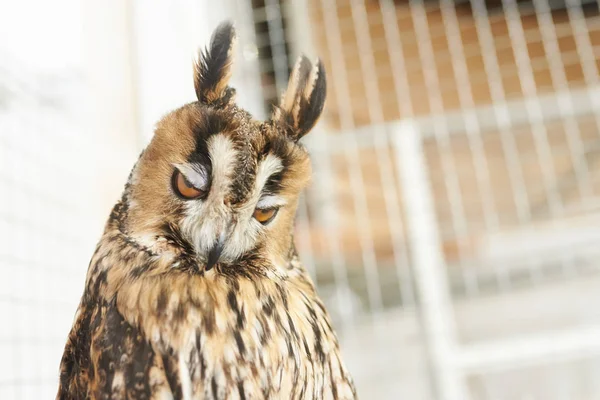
256,154,283,193
252,154,284,209
208,134,237,196
180,134,238,257
256,195,286,210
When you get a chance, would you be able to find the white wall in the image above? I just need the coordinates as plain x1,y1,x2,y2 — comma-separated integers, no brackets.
0,1,139,398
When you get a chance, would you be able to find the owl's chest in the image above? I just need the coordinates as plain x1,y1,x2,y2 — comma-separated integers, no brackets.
167,292,339,399
112,272,352,398
177,322,308,398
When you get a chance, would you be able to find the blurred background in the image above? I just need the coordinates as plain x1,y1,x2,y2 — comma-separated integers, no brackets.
2,0,600,398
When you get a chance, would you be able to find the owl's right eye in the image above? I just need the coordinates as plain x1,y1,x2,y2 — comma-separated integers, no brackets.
172,170,206,200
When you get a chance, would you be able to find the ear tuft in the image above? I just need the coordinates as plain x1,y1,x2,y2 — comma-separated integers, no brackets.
273,56,327,141
194,21,237,106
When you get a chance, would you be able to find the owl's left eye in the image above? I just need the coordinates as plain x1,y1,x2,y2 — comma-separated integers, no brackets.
253,207,279,225
172,170,206,200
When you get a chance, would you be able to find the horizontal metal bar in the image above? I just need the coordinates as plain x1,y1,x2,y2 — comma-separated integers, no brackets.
457,324,600,373
311,85,600,154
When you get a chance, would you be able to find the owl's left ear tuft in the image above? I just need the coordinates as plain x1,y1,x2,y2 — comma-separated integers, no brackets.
272,56,327,141
194,21,237,106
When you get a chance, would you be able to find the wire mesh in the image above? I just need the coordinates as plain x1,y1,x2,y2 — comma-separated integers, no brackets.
301,0,600,398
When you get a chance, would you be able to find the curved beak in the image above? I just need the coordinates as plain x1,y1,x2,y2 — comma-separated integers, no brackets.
205,233,226,271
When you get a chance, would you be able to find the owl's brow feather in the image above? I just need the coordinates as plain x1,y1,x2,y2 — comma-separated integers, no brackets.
262,170,284,195
256,195,286,210
173,163,210,190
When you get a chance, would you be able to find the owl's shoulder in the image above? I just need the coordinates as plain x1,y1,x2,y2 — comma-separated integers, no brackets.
57,297,171,399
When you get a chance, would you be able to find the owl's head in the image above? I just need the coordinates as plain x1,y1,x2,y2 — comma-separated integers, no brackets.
120,22,326,274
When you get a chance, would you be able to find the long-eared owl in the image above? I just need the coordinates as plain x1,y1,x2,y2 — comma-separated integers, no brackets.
57,21,357,400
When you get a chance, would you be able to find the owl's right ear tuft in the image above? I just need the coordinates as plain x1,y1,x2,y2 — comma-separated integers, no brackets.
194,21,236,106
272,56,327,142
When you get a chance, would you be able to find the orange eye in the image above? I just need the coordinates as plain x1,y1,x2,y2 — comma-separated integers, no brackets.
172,170,205,200
253,207,279,224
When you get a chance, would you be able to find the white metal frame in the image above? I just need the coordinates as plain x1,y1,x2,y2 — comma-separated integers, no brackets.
394,121,468,400
394,118,600,400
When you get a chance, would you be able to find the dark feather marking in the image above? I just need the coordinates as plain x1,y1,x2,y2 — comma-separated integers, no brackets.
261,133,295,169
308,305,326,363
287,338,295,359
262,296,275,317
259,317,271,346
156,288,169,317
303,338,313,363
279,56,312,136
122,339,154,399
234,330,246,356
60,302,157,400
161,222,196,261
204,109,229,135
216,251,268,278
261,366,271,399
203,307,216,335
187,111,218,184
287,313,299,340
258,133,296,197
299,384,306,400
297,60,327,137
57,302,94,399
187,350,197,385
195,330,207,380
195,22,236,105
277,283,289,311
129,263,152,278
262,170,284,195
237,381,247,400
329,358,338,400
226,288,238,309
161,349,183,399
336,352,352,384
315,300,335,333
290,363,299,399
274,58,327,141
174,301,186,322
89,269,108,298
238,304,246,330
211,376,218,399
227,289,246,329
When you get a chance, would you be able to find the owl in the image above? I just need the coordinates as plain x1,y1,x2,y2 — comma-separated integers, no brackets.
56,22,357,400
